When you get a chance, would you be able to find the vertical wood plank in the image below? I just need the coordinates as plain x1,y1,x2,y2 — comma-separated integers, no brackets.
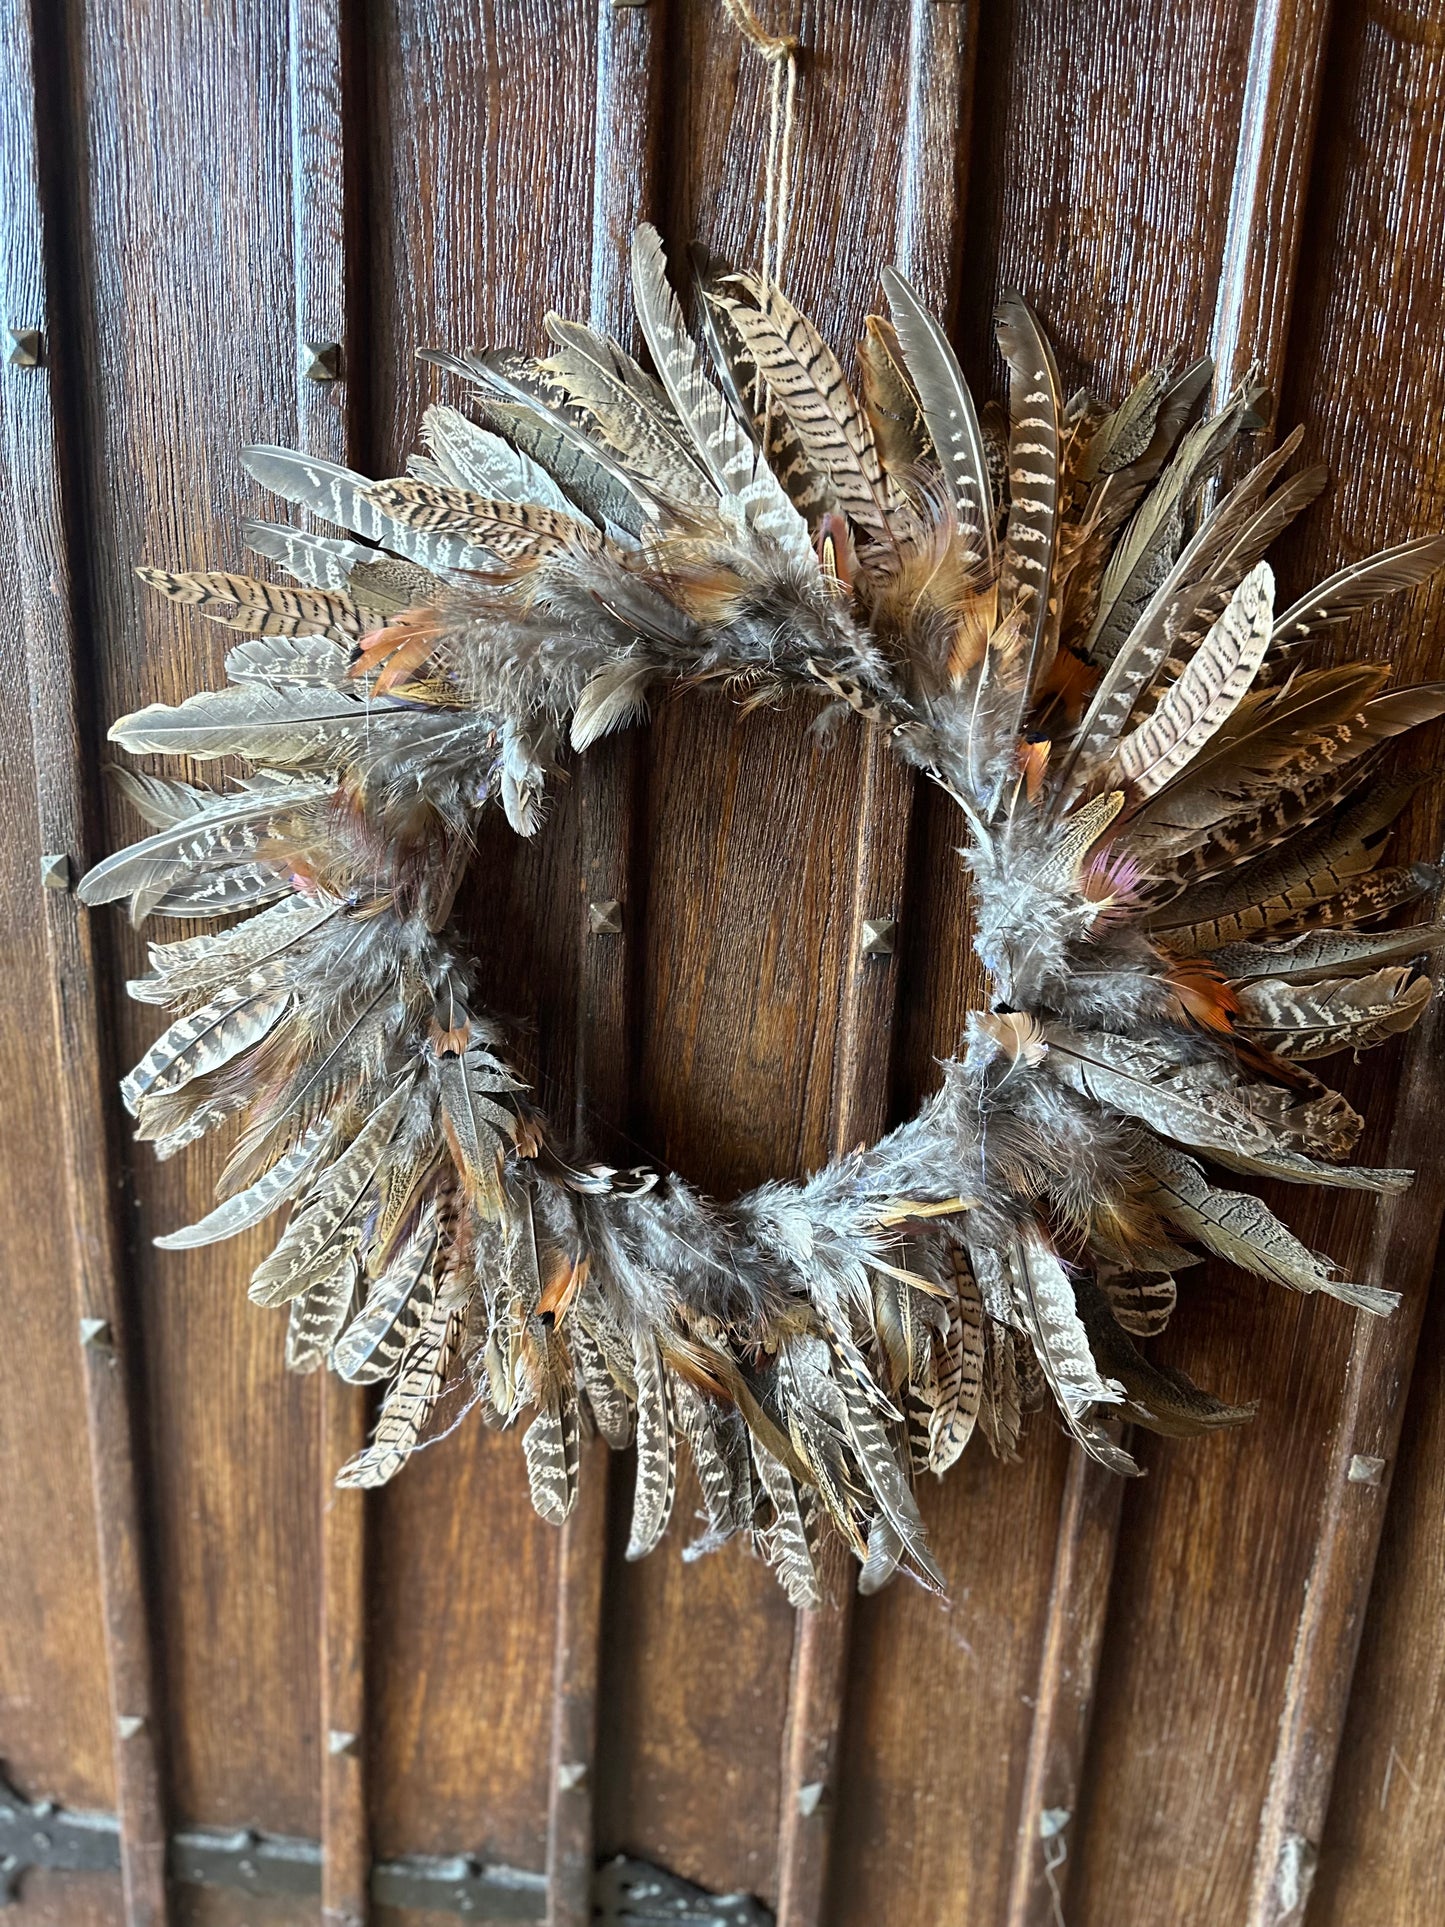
545,7,664,1923
1243,7,1445,1913
1210,0,1334,399
1072,5,1445,1921
774,10,979,1926
7,7,1445,1921
595,6,942,1902
1001,1449,1126,1927
841,5,1340,1922
1247,989,1445,1924
3,2,170,1920
361,2,597,1887
287,3,372,1920
544,1460,609,1927
74,0,327,1853
1004,8,1332,1922
0,0,118,1874
321,1380,370,1927
1308,1244,1445,1927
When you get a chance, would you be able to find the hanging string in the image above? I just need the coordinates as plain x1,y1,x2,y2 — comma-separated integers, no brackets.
720,0,800,293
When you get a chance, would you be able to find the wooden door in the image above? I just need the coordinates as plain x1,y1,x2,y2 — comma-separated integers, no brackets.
2,3,1444,1924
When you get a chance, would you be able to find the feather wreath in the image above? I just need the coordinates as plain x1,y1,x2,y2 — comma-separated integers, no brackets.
83,226,1445,1603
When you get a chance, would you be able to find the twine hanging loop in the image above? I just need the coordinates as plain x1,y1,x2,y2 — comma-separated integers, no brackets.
721,0,801,291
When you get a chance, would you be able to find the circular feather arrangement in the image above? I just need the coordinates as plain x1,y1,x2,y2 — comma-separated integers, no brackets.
83,226,1445,1603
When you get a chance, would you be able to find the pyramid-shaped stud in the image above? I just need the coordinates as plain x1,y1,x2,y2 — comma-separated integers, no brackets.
7,328,42,368
327,1729,360,1757
1347,1454,1386,1485
302,340,341,382
79,1316,113,1350
116,1715,146,1741
588,899,623,935
860,915,896,957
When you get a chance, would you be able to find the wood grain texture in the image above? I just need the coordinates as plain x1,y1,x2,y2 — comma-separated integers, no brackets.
1243,7,1445,1915
1002,1449,1127,1927
5,2,171,1919
864,7,1341,1923
63,0,327,1860
286,5,372,1920
1309,1240,1445,1927
357,0,598,1882
8,5,1445,1924
1002,9,1334,1923
1210,0,1333,395
545,1442,609,1927
0,1873,127,1927
546,8,663,1923
596,6,931,1904
322,1377,369,1927
0,256,118,1847
829,1440,1076,1926
1072,6,1445,1920
774,12,979,1924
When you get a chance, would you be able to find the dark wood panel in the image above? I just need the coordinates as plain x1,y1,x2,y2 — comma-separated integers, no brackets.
1310,1237,1445,1927
0,535,117,1816
1,1872,126,1927
831,1441,1076,1926
5,0,173,1916
548,6,666,1921
596,6,942,1902
848,5,1326,1923
67,0,325,1845
171,1891,317,1926
358,0,601,1877
1073,4,1445,1919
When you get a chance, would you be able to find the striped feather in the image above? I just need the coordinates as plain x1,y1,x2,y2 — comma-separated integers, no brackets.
1271,532,1445,648
242,443,492,572
625,1331,676,1560
927,1246,985,1473
419,402,577,513
1115,563,1274,795
715,271,904,550
137,566,376,641
749,1439,821,1609
243,520,372,592
522,1350,581,1527
1008,1230,1135,1475
1234,968,1432,1060
365,478,592,561
332,1202,440,1385
154,1123,333,1251
284,1238,361,1373
880,266,994,566
1135,1137,1398,1314
438,1045,523,1217
108,682,395,767
630,228,814,560
995,294,1062,708
120,970,290,1115
247,1081,413,1307
571,1309,635,1448
334,1304,458,1486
